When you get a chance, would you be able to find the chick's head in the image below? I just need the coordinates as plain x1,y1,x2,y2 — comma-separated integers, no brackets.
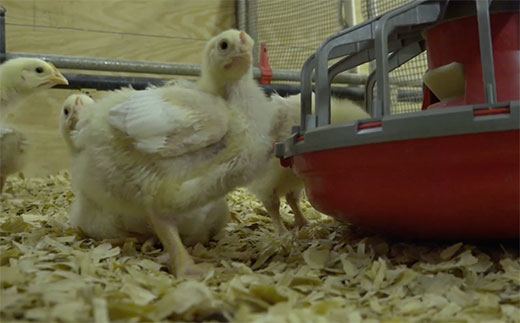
1,58,69,94
60,93,93,135
202,29,254,82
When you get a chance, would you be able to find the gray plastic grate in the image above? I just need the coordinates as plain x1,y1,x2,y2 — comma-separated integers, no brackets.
362,0,427,114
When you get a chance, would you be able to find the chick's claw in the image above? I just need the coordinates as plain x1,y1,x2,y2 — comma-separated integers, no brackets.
175,261,213,280
286,191,308,229
103,238,128,247
273,221,290,237
140,236,158,253
263,196,290,236
154,253,212,279
149,213,208,278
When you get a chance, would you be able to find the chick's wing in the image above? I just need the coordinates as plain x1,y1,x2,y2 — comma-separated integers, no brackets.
107,89,229,157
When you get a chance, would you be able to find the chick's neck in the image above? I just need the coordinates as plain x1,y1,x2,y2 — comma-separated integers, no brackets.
198,69,248,100
0,72,29,113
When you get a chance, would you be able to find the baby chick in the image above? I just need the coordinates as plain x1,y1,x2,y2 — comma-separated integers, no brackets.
247,94,371,235
0,58,68,192
196,32,370,235
197,29,255,99
59,94,94,153
68,29,276,277
0,127,26,191
60,93,230,252
1,58,69,112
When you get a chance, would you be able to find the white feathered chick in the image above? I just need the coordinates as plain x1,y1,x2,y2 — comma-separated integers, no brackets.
0,58,68,192
194,31,369,236
59,93,95,153
247,93,371,235
68,29,276,276
60,93,230,251
0,127,26,191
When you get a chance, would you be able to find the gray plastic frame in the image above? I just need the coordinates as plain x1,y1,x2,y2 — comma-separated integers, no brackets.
276,0,520,159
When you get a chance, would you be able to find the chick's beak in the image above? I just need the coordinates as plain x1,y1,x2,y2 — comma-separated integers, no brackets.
49,70,69,86
224,53,251,70
67,114,79,131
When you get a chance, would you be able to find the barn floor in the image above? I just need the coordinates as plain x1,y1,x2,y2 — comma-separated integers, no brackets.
0,172,519,322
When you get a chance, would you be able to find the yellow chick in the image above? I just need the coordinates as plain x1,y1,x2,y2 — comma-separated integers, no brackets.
0,127,26,191
1,58,69,112
247,94,371,235
67,29,276,277
0,58,68,192
193,32,370,235
60,93,230,252
59,93,95,153
197,29,254,99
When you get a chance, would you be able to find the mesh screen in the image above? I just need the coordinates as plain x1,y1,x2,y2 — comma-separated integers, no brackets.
255,1,343,72
252,0,426,114
361,0,427,114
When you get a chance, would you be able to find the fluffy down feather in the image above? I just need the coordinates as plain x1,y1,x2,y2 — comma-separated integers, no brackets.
247,93,371,234
59,93,95,153
0,126,27,191
61,93,230,251
68,29,276,277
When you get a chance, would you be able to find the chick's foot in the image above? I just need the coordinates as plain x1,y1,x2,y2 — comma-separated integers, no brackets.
149,212,204,278
263,196,289,236
176,261,213,280
286,191,308,229
140,236,159,253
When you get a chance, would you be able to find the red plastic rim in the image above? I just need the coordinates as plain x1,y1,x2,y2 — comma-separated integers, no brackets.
291,130,520,239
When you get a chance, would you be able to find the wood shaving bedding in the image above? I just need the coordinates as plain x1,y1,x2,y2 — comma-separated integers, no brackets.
0,172,519,322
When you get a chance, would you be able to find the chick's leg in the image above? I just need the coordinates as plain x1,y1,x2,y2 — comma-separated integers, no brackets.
104,238,128,247
0,175,5,193
286,191,308,229
149,213,208,278
262,195,288,236
141,236,158,253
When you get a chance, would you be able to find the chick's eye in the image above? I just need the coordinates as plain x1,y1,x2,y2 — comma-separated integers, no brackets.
64,108,69,116
35,67,44,73
219,41,228,50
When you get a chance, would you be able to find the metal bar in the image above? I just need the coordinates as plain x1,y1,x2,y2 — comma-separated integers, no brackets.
338,0,356,28
476,0,497,104
236,0,247,31
365,0,377,72
397,89,423,102
0,6,6,64
57,73,165,91
4,52,201,76
274,67,369,84
246,0,259,65
2,52,371,85
54,72,365,100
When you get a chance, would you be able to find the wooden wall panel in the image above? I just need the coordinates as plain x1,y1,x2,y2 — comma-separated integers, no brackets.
3,0,235,63
6,26,207,63
0,0,235,177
